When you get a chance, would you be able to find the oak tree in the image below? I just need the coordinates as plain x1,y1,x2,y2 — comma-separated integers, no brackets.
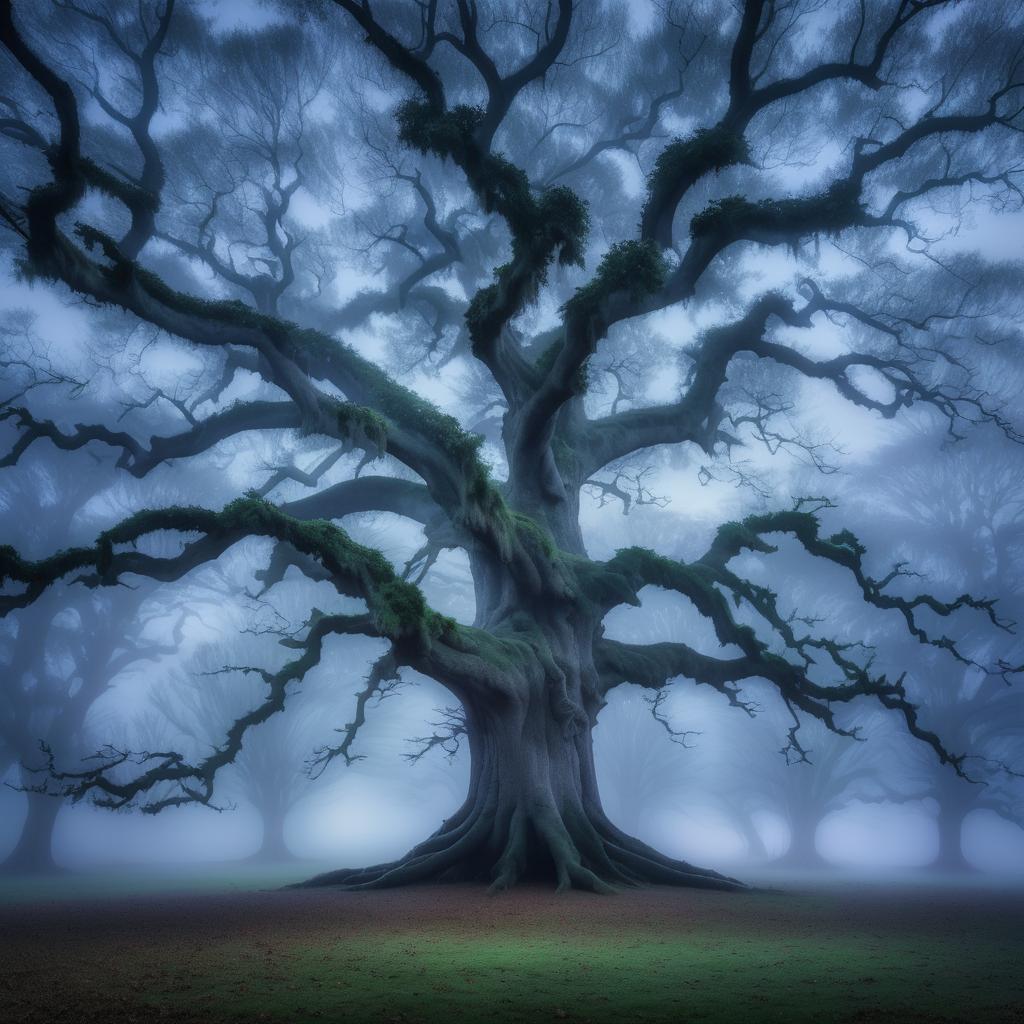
1,0,1022,890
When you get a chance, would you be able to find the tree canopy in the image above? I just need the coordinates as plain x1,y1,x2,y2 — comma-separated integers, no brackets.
0,0,1022,890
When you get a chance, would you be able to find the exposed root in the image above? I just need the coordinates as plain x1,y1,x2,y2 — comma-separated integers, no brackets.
294,797,745,893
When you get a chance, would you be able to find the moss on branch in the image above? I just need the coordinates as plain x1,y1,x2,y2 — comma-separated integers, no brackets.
643,127,750,214
3,494,456,648
565,240,667,319
397,100,590,360
652,128,751,185
689,182,862,242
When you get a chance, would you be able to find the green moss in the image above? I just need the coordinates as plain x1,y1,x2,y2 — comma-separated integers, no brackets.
690,182,861,241
397,101,589,359
334,401,387,450
646,127,750,202
396,100,484,156
689,195,756,238
465,280,502,351
509,512,556,558
371,578,429,638
669,127,748,173
567,555,641,609
565,240,667,319
537,186,590,269
464,186,589,355
708,520,778,561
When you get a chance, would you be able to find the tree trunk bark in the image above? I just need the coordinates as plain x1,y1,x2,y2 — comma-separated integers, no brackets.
4,790,62,873
932,798,972,873
300,679,741,892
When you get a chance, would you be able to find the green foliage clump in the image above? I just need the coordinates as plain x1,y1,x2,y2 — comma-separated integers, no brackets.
464,280,502,351
649,128,750,192
537,186,590,268
826,528,866,558
396,100,484,156
565,240,667,319
395,101,535,227
478,155,533,224
465,186,588,354
372,578,427,636
690,182,861,241
709,520,777,560
334,401,388,451
689,195,756,238
641,127,750,233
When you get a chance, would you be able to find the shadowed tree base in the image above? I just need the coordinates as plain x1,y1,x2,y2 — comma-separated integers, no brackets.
298,692,744,894
295,803,742,894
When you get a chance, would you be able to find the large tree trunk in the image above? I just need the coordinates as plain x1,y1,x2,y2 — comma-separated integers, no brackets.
932,789,973,873
249,800,294,864
300,485,742,893
4,790,62,873
301,671,740,892
779,812,828,869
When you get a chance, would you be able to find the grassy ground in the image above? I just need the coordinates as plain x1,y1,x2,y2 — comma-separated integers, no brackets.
1,871,1022,1023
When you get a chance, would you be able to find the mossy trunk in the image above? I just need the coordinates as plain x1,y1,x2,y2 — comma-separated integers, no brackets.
300,485,740,893
301,622,739,892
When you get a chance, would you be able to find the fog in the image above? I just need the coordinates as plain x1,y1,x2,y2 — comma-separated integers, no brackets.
0,0,1022,890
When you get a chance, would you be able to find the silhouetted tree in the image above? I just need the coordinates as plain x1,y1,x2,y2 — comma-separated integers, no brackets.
852,430,1024,869
0,463,192,870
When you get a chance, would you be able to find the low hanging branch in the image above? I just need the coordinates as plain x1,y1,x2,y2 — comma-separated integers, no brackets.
598,501,1019,779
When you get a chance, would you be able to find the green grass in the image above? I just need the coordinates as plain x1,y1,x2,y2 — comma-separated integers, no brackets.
5,874,1022,1022
145,921,1022,1023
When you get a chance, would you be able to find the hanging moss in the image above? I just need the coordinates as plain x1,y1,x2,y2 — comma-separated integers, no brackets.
396,100,484,157
509,512,556,559
646,127,750,201
689,195,756,238
566,555,642,610
690,182,861,241
464,184,589,356
464,279,503,351
537,186,590,268
371,578,435,641
396,100,590,347
333,400,388,451
565,239,667,319
640,127,750,237
0,542,95,588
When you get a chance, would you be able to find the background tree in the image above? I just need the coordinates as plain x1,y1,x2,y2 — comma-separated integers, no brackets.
847,429,1024,869
0,459,196,870
0,0,1022,892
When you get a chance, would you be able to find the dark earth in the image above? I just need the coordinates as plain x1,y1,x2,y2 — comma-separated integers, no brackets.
2,878,1022,1023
